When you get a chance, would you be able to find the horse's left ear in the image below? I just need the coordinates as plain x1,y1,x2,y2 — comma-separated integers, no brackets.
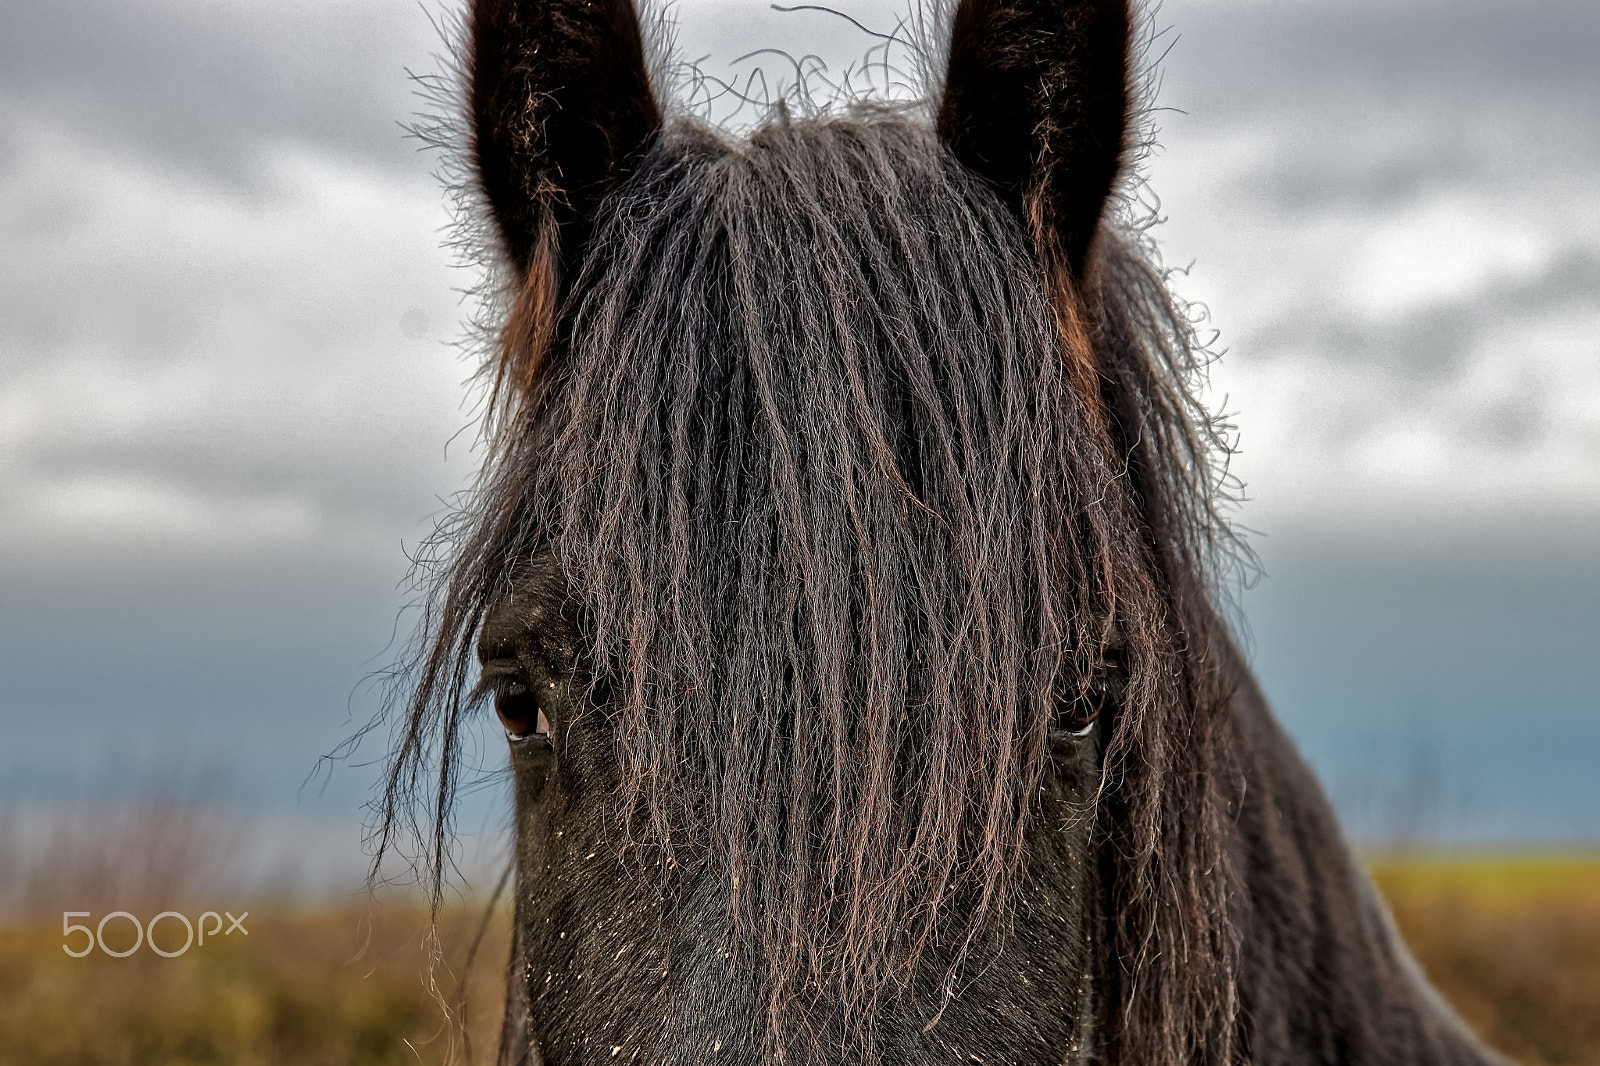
938,0,1132,281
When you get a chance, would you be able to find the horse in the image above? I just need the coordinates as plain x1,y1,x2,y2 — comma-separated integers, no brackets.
376,0,1513,1063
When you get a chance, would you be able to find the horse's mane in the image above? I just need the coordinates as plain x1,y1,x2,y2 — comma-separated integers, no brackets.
379,109,1246,1063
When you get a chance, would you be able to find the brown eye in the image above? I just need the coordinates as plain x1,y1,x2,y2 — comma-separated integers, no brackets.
1056,674,1120,738
1057,694,1099,738
495,681,550,739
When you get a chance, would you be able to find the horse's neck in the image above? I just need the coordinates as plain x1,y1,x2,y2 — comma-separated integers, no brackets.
1223,658,1509,1066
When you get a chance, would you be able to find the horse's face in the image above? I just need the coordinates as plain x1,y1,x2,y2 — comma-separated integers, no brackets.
479,556,1110,1064
391,3,1511,1063
451,0,1145,1061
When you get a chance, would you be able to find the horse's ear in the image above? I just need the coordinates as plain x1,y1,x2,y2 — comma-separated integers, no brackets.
470,0,660,408
470,0,661,277
937,0,1132,281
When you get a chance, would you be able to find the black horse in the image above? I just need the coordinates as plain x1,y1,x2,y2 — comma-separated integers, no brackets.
378,1,1512,1063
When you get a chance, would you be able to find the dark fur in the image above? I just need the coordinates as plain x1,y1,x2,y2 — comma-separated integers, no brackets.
376,1,1513,1063
471,0,660,275
939,0,1132,280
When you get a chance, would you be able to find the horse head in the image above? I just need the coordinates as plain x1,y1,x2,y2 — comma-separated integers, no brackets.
380,3,1515,1064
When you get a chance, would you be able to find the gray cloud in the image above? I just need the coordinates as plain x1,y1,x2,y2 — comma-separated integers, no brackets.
1246,247,1600,375
1154,0,1600,218
1165,0,1600,107
1140,0,1600,525
0,0,443,183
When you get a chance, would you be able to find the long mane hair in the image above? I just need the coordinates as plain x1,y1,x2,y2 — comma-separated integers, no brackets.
378,82,1247,1066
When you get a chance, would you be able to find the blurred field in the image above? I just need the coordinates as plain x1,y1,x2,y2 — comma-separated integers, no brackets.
0,855,1594,1064
1370,854,1600,1066
0,901,510,1066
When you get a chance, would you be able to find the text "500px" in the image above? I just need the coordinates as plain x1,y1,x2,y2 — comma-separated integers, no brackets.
62,910,249,958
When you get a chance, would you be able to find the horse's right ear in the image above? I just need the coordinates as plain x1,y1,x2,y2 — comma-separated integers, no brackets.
469,0,660,406
470,0,661,278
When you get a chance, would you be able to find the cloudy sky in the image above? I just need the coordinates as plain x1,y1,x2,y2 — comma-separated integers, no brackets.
2,0,1596,884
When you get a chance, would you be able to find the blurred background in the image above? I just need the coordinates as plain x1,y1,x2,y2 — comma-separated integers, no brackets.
1,0,1595,1062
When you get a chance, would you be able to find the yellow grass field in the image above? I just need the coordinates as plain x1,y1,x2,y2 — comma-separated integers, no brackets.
1368,854,1600,1066
1,855,1594,1065
0,903,511,1066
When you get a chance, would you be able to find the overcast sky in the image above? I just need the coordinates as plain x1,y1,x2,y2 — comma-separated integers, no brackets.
2,0,1596,879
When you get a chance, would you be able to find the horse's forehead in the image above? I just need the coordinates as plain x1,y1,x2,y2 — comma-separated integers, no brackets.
480,553,569,658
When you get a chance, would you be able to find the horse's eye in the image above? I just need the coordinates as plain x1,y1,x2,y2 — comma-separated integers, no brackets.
1056,674,1122,738
495,681,550,739
1057,695,1099,738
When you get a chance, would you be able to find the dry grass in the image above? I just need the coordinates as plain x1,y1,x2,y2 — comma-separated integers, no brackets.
0,854,1593,1064
0,800,246,919
0,901,510,1066
1371,854,1600,1066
